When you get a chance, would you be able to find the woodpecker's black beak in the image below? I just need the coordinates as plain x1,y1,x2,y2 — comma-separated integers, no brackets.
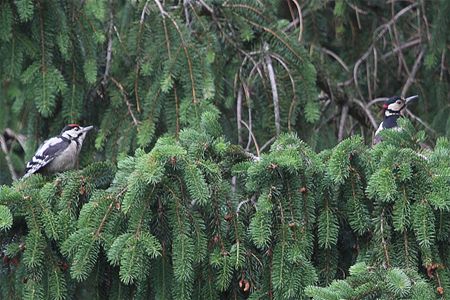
405,95,419,106
81,125,94,133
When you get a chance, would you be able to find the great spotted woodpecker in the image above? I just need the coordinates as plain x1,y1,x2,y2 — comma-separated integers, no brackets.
22,124,93,178
373,95,418,145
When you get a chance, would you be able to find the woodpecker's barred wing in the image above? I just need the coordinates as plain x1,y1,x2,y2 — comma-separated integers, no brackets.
23,137,70,178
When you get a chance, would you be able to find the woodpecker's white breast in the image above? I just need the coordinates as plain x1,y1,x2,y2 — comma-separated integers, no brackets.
44,141,79,173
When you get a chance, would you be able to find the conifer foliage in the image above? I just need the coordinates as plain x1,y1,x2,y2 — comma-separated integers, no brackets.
2,113,450,299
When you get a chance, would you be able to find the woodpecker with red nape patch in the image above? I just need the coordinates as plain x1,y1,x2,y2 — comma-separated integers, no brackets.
373,95,418,145
22,124,94,178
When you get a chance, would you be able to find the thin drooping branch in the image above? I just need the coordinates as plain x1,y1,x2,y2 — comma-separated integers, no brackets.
401,48,425,97
237,86,243,145
367,97,389,108
352,99,378,129
312,45,350,72
316,68,374,130
241,120,260,157
290,0,303,42
197,0,213,13
270,54,297,131
405,109,437,136
338,105,349,141
260,136,276,152
373,47,378,93
0,134,18,181
4,128,27,150
381,38,421,60
352,3,418,98
264,43,281,136
111,77,140,126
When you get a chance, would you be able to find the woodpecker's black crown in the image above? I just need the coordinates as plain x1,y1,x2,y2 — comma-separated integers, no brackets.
60,124,80,134
383,96,406,115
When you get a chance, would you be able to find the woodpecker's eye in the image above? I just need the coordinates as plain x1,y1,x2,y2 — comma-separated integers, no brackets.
396,100,403,105
74,127,79,131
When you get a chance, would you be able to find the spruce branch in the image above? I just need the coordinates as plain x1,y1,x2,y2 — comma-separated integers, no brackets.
153,0,197,103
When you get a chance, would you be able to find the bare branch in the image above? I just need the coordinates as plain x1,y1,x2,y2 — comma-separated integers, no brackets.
313,45,350,72
0,134,18,181
197,0,213,13
270,54,298,131
381,38,421,60
401,48,425,97
338,105,349,141
353,3,418,98
290,0,303,42
260,136,276,152
373,47,378,93
352,99,378,129
405,109,437,136
237,86,243,145
237,195,257,214
4,128,27,150
367,97,389,108
241,120,260,157
264,43,281,136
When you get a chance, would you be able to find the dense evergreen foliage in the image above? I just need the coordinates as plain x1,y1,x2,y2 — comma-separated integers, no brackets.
1,0,449,299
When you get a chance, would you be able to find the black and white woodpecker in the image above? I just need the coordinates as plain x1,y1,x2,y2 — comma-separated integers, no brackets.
373,95,418,145
22,124,94,178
